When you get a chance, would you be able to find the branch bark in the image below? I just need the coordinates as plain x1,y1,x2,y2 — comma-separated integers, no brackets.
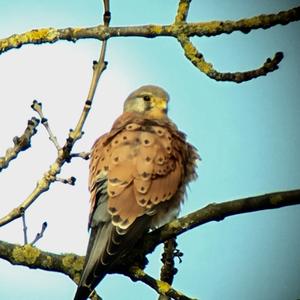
0,6,299,83
141,189,300,255
0,117,39,172
128,266,196,300
0,3,109,228
0,189,299,295
1,6,299,51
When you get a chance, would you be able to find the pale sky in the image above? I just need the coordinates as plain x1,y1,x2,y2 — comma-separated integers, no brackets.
0,1,300,300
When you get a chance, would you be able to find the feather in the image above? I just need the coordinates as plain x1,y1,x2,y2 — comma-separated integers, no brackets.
74,85,199,300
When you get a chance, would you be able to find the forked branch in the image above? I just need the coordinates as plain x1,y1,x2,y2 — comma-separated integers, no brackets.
141,189,300,254
0,189,299,299
0,5,299,83
0,1,110,228
0,117,39,172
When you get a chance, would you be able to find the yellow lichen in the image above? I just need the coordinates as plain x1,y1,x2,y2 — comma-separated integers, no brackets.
183,42,197,57
0,28,59,53
62,254,84,272
176,4,188,21
49,162,60,174
26,28,58,42
41,255,53,268
12,244,40,264
152,25,163,35
130,266,144,277
157,280,171,294
197,60,213,73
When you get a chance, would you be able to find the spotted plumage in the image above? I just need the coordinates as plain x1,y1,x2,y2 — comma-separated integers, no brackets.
74,85,199,300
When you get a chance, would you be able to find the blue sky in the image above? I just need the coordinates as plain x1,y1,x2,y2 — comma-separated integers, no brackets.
0,1,300,300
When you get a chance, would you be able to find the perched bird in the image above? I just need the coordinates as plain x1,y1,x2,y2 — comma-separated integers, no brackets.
74,85,199,300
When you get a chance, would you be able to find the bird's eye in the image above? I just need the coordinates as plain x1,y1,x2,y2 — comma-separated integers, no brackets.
143,95,151,101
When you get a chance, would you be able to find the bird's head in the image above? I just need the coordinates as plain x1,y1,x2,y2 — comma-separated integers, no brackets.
123,85,169,118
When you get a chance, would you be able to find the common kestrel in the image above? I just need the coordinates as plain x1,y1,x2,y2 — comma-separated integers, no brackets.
74,85,199,300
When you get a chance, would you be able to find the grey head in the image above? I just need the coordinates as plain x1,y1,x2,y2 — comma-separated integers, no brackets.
123,85,170,114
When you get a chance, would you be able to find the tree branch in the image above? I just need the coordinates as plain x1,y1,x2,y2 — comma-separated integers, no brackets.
175,0,191,24
158,238,180,300
0,241,84,281
160,239,178,284
141,189,300,255
128,266,196,300
0,189,299,295
0,6,299,83
177,34,284,82
1,7,299,53
0,12,109,229
0,117,39,172
31,100,61,151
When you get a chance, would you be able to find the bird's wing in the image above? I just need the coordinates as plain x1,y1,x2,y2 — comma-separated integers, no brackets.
74,115,196,300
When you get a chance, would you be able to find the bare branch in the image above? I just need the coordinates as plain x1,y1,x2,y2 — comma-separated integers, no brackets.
0,242,193,300
158,238,180,300
142,189,300,254
177,34,284,82
0,6,298,82
0,23,109,229
175,0,191,24
160,239,179,283
70,152,90,160
21,209,28,245
56,176,76,186
0,117,39,172
0,6,299,54
31,222,48,246
0,240,83,280
103,0,111,27
0,190,299,298
31,100,61,151
128,267,197,300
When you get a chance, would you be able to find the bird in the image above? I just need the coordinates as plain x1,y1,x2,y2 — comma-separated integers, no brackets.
74,85,199,300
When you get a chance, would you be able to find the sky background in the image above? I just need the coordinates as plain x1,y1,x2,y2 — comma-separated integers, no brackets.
0,1,300,300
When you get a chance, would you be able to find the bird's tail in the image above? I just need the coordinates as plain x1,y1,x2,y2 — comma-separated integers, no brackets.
73,222,111,300
73,286,94,300
74,215,151,300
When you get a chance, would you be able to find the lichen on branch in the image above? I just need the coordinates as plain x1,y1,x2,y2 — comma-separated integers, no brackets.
0,6,299,83
0,189,299,299
0,8,109,228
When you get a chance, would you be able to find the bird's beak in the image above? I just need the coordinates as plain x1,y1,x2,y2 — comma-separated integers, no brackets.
152,97,167,111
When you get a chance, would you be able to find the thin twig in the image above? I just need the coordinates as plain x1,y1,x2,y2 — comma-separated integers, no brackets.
0,117,39,172
128,266,197,300
20,208,28,245
31,100,61,151
70,152,90,160
0,39,109,229
103,0,111,26
31,222,48,246
56,176,76,185
73,5,110,299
